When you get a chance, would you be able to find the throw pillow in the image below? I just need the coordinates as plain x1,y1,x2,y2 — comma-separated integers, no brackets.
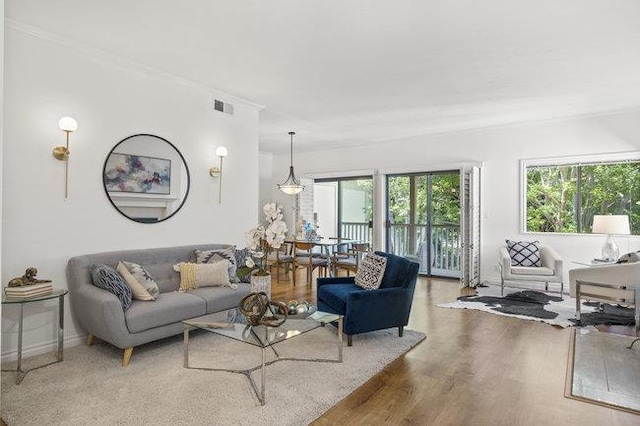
506,239,541,267
176,260,235,291
116,261,160,301
194,248,239,283
234,247,252,283
355,253,388,290
616,250,640,264
91,264,133,311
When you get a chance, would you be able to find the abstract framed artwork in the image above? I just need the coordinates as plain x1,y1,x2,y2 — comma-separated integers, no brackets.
104,153,171,194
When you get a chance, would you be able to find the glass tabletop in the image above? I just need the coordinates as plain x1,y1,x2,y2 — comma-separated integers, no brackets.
2,289,68,304
184,308,341,348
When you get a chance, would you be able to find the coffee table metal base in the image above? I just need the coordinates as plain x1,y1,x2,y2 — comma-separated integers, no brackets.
183,318,343,405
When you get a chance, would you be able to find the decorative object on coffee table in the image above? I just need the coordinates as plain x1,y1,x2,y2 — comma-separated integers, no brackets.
238,292,287,327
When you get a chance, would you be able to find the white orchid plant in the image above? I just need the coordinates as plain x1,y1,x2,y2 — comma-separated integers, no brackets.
237,203,288,278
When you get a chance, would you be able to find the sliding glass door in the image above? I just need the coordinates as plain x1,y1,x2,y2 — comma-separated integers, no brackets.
386,171,461,277
313,177,373,244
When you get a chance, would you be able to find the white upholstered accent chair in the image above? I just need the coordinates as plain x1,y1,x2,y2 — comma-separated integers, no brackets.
498,245,564,296
569,262,640,338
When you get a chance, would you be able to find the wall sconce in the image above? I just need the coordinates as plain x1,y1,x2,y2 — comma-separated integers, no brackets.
209,146,228,203
52,117,78,199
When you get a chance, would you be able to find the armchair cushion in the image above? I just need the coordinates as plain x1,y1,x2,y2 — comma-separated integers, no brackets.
317,283,361,313
510,266,554,276
506,240,541,267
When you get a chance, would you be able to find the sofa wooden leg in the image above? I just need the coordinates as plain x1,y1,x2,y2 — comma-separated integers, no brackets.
122,347,134,367
86,334,95,346
398,326,404,337
347,335,353,346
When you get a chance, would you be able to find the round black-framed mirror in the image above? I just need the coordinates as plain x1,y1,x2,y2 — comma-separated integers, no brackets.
102,134,190,223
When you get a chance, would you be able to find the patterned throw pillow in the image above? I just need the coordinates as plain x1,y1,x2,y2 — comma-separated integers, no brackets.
354,253,388,290
116,261,160,301
91,264,133,311
616,250,640,264
195,248,239,283
506,240,541,267
234,247,252,283
175,261,235,291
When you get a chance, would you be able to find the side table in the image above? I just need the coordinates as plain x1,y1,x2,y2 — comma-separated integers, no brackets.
1,289,68,384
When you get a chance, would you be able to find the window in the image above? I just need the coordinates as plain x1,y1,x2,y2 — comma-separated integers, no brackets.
523,154,640,235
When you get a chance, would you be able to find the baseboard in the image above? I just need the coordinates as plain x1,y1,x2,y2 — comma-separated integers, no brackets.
1,333,85,363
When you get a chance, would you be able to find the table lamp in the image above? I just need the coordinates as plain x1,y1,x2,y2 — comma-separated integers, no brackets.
592,215,630,261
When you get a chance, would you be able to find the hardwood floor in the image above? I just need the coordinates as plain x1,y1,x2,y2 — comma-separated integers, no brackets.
272,271,639,425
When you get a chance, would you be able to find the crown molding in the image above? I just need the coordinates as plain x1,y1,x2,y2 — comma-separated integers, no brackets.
5,18,265,111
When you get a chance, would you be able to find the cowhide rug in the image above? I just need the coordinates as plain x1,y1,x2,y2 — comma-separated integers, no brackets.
437,285,635,328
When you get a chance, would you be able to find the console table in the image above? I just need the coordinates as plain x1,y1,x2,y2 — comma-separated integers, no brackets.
1,289,68,384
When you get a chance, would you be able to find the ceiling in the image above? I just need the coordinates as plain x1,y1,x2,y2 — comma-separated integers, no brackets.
7,0,640,154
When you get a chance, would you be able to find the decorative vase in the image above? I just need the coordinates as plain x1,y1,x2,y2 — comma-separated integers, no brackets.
250,272,271,299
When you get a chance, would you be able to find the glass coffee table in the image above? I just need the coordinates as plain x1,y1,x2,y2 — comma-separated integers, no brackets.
183,309,343,405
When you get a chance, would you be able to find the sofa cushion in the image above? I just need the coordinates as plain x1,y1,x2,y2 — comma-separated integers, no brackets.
195,248,239,283
506,240,541,267
317,283,362,314
355,253,387,290
91,264,133,311
117,261,160,300
188,283,251,313
176,261,231,291
124,291,206,333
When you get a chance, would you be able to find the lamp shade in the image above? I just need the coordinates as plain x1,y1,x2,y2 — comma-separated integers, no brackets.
592,215,630,235
58,117,78,132
215,146,228,157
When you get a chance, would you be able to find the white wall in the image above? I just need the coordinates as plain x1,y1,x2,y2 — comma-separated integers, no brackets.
1,0,5,362
269,110,640,285
1,26,261,360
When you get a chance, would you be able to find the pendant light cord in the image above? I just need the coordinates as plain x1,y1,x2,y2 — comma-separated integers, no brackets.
289,131,295,168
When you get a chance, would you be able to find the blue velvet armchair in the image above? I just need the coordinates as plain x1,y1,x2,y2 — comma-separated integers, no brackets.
317,251,419,346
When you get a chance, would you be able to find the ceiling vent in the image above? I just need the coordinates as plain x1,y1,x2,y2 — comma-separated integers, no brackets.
213,98,234,115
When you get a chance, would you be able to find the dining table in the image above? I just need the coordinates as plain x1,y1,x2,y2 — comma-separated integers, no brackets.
285,237,359,277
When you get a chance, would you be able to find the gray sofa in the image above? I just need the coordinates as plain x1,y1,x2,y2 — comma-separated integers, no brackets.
66,244,251,366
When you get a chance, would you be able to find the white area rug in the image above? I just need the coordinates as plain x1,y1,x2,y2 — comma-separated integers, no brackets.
1,326,425,425
437,285,597,328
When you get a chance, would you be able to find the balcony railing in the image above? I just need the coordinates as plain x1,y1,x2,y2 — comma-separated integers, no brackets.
340,221,372,243
388,223,460,277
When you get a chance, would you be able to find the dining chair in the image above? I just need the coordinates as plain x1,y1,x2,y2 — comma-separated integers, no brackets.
333,242,370,276
268,242,293,282
292,241,328,286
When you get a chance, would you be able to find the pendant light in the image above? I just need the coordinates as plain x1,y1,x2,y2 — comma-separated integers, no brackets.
278,131,305,195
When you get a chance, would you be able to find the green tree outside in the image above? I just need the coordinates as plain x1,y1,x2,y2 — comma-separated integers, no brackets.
526,162,640,234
